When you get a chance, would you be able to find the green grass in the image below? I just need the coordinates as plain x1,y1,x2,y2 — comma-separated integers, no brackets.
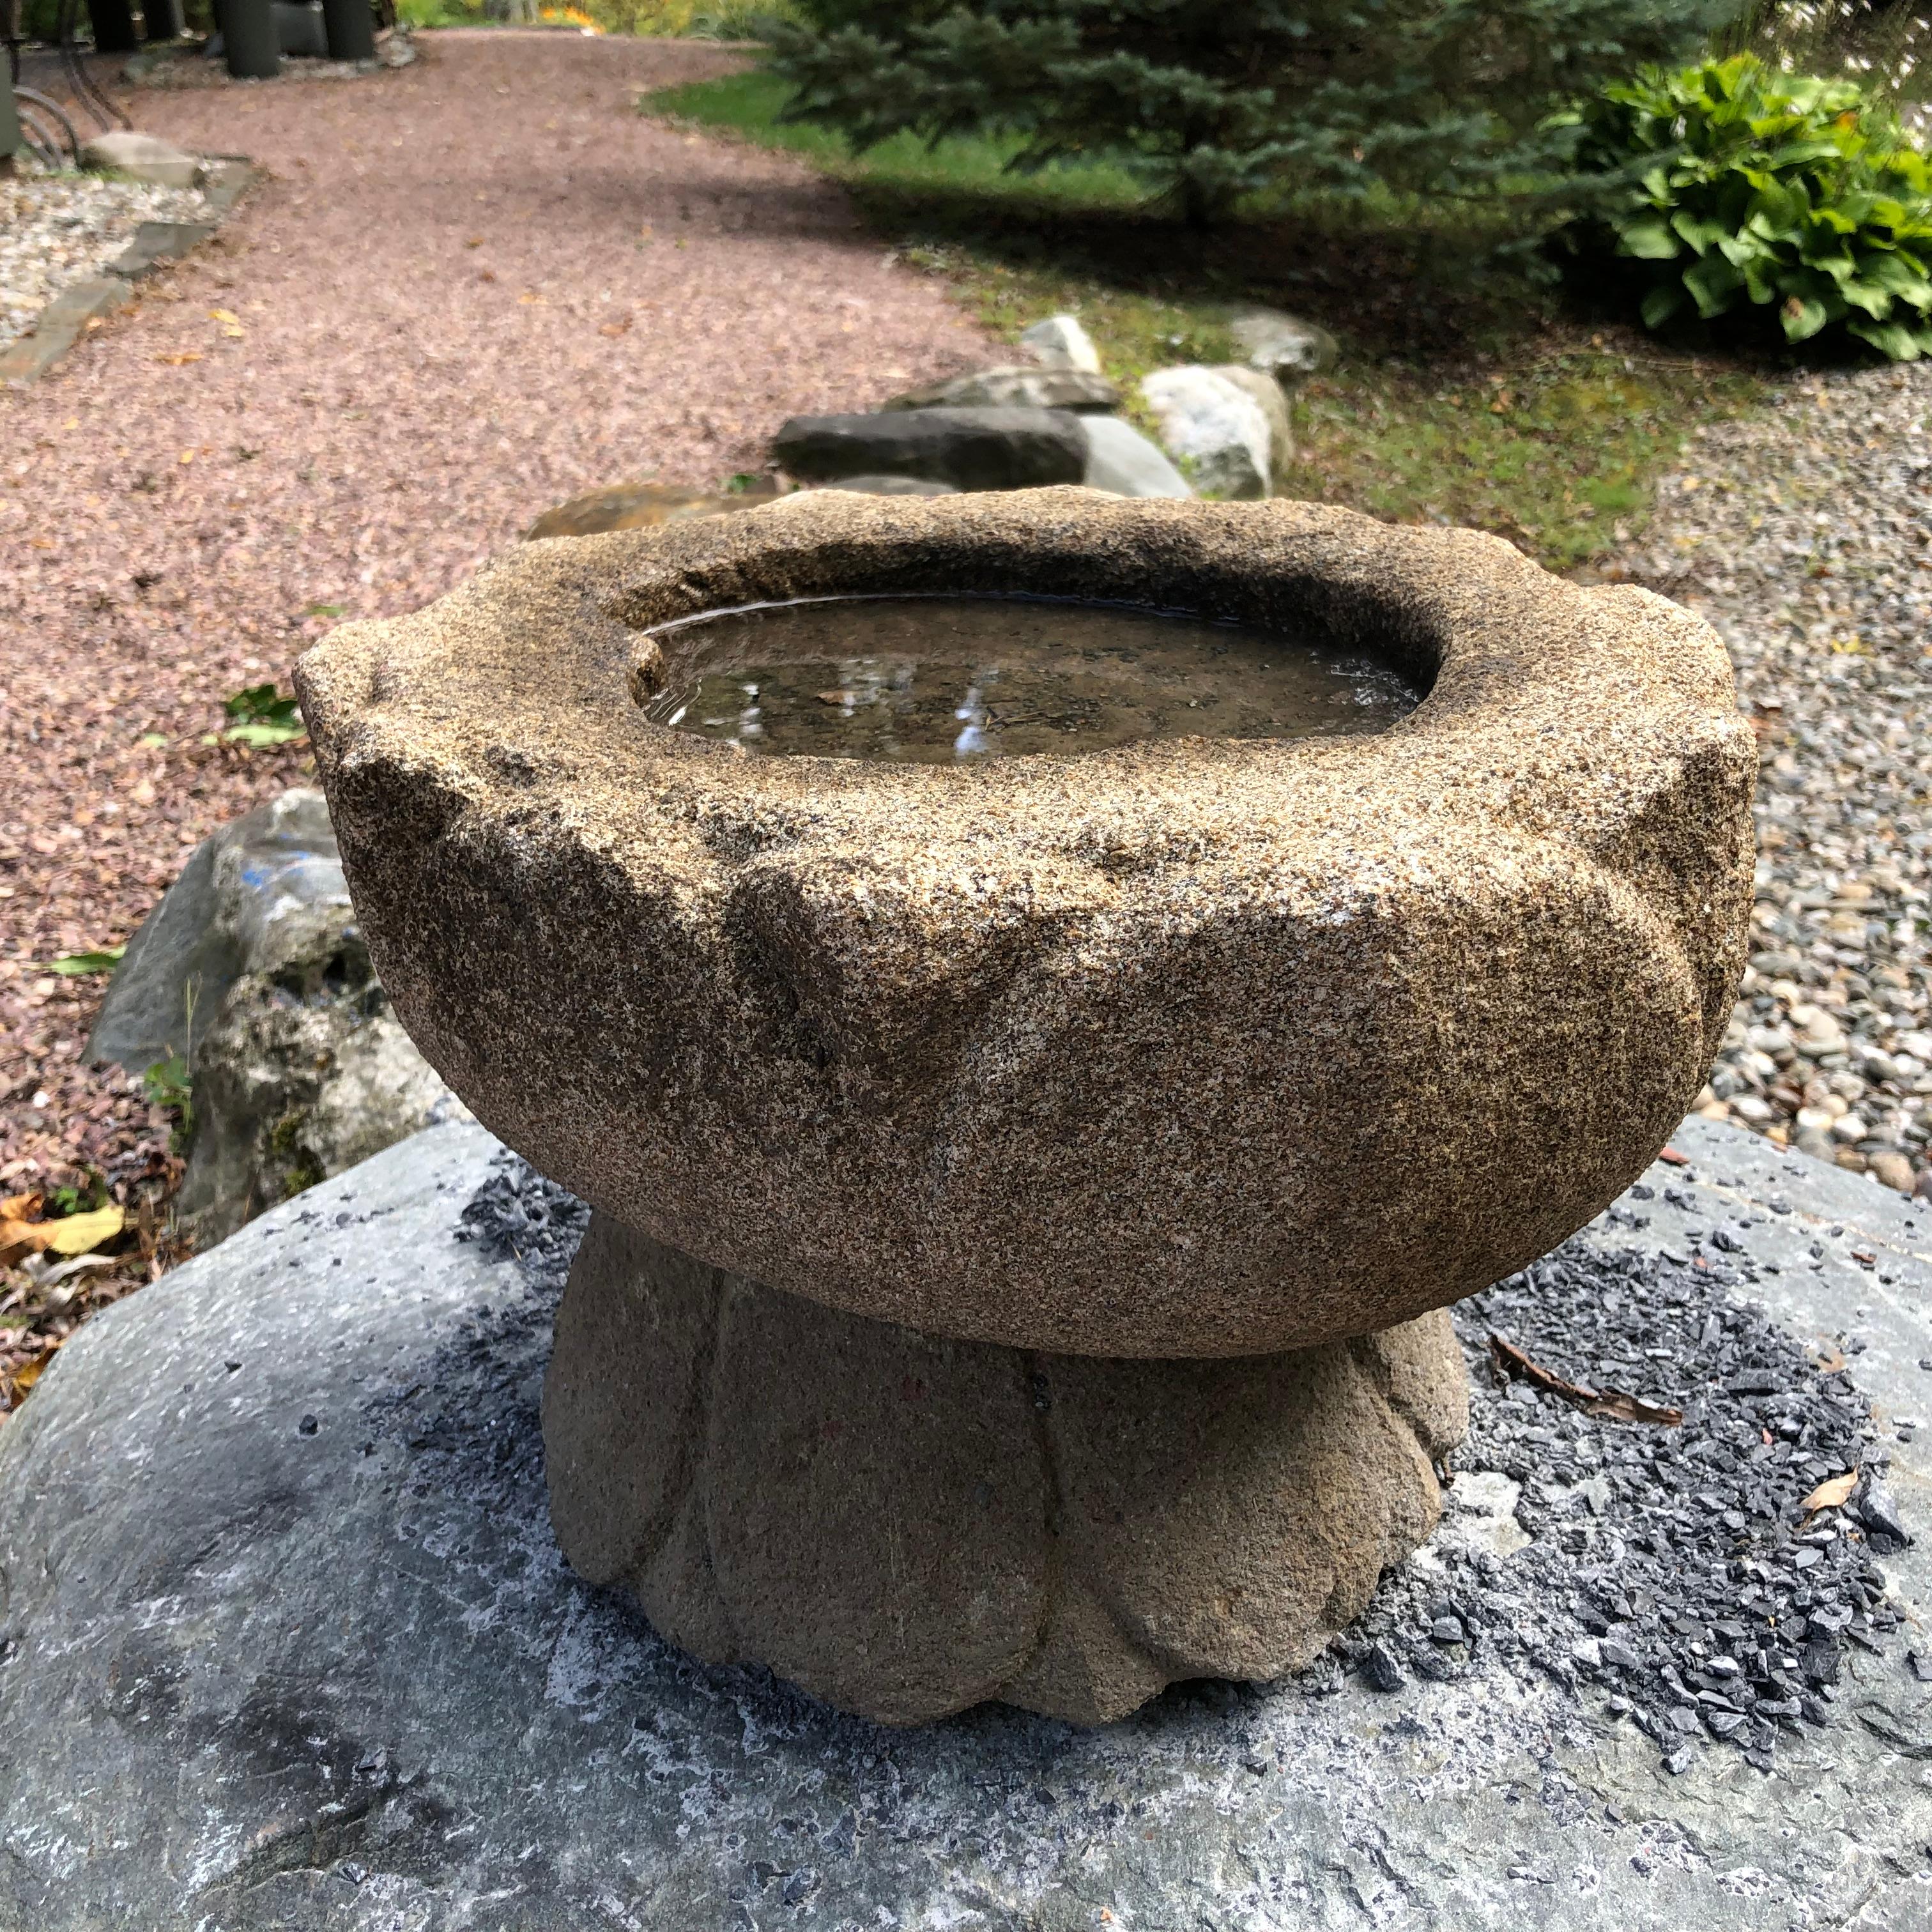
646,68,1780,572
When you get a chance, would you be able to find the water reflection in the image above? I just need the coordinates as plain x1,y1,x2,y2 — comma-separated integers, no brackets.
641,596,1418,763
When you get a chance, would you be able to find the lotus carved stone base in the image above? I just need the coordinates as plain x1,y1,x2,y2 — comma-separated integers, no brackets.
542,1216,1468,1725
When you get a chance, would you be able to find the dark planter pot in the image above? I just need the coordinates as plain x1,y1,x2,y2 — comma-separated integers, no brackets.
215,0,280,76
86,0,141,52
321,0,374,60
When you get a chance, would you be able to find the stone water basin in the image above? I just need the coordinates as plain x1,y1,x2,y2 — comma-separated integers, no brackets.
297,489,1755,1362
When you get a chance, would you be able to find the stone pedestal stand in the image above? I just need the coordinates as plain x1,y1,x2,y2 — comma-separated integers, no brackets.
542,1216,1469,1725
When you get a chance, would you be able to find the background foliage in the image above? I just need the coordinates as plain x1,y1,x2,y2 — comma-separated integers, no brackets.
1565,54,1932,358
766,0,1731,224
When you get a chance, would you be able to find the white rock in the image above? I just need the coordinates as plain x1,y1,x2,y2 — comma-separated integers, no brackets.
80,130,201,191
1138,365,1273,500
1437,1468,1530,1560
1019,314,1101,374
1211,364,1294,486
1228,306,1338,385
1077,415,1193,499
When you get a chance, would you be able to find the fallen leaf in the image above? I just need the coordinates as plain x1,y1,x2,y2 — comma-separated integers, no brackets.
0,1203,124,1268
466,235,485,247
10,1355,50,1395
1588,1387,1687,1427
209,307,245,337
1659,1146,1690,1167
1489,1334,1683,1427
599,315,632,337
1800,1471,1858,1515
44,1205,124,1255
156,351,203,365
816,689,862,705
178,449,195,465
47,946,125,976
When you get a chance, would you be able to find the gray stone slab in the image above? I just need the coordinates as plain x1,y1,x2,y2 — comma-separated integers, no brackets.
197,157,263,219
0,277,131,386
1,1118,1929,1929
772,407,1089,492
105,217,220,280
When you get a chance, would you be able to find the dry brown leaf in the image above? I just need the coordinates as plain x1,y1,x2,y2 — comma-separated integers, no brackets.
1489,1334,1683,1427
10,1355,49,1394
0,1203,124,1268
599,316,632,337
43,1206,123,1255
1586,1387,1686,1427
1800,1471,1858,1515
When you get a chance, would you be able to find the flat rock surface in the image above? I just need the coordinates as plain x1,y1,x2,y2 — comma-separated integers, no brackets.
3,1116,1929,1929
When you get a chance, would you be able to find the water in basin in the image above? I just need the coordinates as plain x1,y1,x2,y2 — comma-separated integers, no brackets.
641,595,1418,762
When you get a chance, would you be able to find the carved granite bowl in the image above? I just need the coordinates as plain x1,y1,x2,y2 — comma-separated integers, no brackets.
296,490,1754,1358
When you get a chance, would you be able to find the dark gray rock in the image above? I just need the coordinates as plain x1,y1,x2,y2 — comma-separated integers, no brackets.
3,1117,1931,1928
86,788,462,1245
87,788,348,1074
174,906,466,1246
883,365,1121,413
772,408,1088,493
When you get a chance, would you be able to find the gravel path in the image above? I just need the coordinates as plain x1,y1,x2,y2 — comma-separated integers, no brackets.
0,162,210,352
1622,367,1932,1198
0,33,990,1247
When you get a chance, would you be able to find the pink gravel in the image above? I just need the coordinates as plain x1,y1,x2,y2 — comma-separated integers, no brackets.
0,31,994,1396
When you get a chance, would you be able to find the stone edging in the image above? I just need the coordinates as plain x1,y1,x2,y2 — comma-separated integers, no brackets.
0,155,262,387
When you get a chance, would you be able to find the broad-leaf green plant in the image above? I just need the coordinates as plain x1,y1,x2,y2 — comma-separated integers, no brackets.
223,683,307,748
1564,54,1932,360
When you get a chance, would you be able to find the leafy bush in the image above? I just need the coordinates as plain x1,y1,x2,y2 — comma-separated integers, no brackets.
1565,54,1932,359
768,0,1724,227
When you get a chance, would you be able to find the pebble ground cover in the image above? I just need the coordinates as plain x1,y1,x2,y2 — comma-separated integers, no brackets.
1630,371,1932,1195
0,160,210,351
